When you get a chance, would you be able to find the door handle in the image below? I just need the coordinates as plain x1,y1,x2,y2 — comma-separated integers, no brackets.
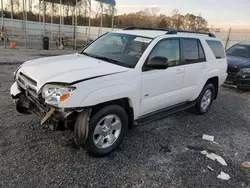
201,64,207,69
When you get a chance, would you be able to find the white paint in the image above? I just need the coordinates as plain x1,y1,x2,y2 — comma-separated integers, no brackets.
10,82,21,96
10,29,228,121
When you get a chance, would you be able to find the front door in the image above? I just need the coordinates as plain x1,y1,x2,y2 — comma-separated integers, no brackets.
141,38,185,115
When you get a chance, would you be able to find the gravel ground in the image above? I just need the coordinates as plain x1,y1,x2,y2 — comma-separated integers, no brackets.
0,47,77,63
0,64,250,188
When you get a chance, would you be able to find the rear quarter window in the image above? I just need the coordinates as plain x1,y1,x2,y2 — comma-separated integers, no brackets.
206,40,225,59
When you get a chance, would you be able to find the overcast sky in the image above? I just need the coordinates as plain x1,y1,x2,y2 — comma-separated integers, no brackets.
115,0,250,29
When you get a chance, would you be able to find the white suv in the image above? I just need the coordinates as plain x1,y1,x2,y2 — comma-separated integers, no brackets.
10,27,228,156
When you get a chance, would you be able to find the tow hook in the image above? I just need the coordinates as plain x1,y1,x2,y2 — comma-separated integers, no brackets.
73,108,92,146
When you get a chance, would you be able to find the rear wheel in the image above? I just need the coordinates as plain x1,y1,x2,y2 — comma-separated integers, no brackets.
85,105,128,157
193,83,215,115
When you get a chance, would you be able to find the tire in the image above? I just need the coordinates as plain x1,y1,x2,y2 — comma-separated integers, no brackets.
193,83,215,115
85,105,128,157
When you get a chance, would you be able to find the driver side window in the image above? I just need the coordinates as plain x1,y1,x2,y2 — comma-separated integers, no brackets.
148,39,181,67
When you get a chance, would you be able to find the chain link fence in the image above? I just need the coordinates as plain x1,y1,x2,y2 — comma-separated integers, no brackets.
211,28,250,50
1,19,250,51
1,18,120,50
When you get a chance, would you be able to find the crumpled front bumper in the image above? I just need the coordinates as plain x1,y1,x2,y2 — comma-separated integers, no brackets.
10,81,80,125
11,81,91,144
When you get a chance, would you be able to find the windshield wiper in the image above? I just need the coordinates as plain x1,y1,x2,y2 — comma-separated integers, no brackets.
92,55,121,64
81,52,96,58
81,52,121,64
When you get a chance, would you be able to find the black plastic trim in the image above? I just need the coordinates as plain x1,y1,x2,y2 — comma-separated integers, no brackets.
123,26,171,32
167,30,216,38
122,27,216,38
135,101,196,125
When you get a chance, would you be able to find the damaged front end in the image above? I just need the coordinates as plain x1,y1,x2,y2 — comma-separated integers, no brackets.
11,80,82,126
11,71,92,146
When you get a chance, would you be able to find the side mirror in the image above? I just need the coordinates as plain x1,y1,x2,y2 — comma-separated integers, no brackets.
147,56,169,69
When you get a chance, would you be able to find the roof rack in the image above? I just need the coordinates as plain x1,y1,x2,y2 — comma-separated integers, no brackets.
123,27,216,38
167,30,216,38
123,26,170,32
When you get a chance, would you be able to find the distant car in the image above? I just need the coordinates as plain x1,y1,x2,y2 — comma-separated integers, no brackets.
226,42,250,89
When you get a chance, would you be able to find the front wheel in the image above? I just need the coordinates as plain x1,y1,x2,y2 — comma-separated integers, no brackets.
85,105,128,157
193,84,215,115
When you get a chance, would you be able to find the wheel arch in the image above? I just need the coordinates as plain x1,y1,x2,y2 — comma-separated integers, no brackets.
90,98,134,129
205,76,219,99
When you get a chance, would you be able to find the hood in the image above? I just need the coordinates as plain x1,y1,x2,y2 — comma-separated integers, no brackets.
18,53,129,90
227,55,250,68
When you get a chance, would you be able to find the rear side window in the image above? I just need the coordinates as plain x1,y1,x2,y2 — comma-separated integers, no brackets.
206,40,225,59
183,39,206,64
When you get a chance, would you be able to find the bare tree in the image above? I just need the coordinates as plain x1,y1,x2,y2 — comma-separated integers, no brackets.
13,0,20,13
170,9,184,29
157,14,170,28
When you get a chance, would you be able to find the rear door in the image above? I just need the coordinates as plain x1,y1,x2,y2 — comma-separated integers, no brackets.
180,38,208,101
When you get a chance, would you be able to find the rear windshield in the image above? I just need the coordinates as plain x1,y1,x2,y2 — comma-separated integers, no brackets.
206,40,225,59
226,44,250,58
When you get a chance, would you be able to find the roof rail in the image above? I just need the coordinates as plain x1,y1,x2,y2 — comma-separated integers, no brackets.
167,30,216,38
123,26,170,32
123,27,216,38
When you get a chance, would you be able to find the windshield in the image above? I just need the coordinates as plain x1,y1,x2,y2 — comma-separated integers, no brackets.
226,44,250,58
81,33,152,68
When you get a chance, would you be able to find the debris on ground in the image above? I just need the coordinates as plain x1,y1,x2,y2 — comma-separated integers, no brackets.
217,171,230,180
241,162,250,169
202,134,214,142
201,150,227,166
159,142,171,153
187,145,215,153
207,166,215,171
212,141,219,145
